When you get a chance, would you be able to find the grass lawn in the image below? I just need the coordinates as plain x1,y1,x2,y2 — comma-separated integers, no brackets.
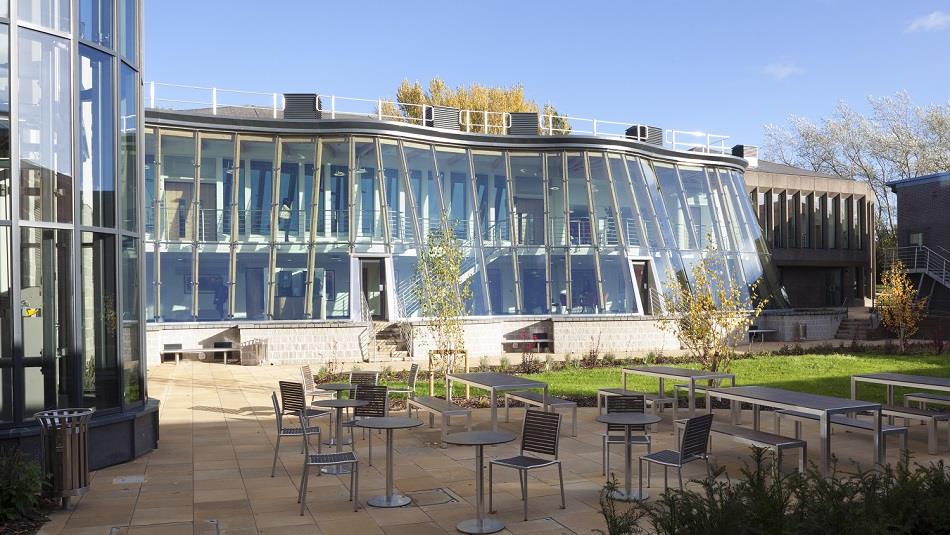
395,353,950,405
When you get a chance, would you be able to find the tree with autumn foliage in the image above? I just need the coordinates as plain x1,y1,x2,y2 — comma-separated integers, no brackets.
878,259,928,352
379,77,570,135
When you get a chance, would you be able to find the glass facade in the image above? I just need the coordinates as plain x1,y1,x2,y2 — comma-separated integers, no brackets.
143,128,787,322
1,0,146,432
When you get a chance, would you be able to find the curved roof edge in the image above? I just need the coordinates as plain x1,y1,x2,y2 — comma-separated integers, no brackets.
144,109,749,170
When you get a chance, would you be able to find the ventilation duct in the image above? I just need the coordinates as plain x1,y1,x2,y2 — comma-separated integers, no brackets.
283,93,321,120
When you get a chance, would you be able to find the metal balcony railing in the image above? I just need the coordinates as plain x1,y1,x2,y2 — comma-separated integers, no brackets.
885,245,950,291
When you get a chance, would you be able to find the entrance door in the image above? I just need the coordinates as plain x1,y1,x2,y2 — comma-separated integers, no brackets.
360,259,387,320
631,261,651,315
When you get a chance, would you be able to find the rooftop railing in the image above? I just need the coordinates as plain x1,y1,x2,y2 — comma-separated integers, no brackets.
144,81,733,154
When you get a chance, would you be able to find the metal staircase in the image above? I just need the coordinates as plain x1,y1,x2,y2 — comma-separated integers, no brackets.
884,246,950,309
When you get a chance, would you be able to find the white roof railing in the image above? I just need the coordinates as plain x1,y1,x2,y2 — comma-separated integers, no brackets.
144,81,732,154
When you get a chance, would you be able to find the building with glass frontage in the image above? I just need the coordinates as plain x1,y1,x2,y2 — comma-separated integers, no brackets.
141,103,793,363
0,0,155,469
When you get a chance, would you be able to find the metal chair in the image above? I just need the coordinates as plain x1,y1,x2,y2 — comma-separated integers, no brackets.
270,392,322,477
279,381,329,421
639,413,713,492
348,371,380,398
387,364,420,408
489,410,566,521
297,411,359,516
300,365,333,403
601,394,652,478
344,384,388,466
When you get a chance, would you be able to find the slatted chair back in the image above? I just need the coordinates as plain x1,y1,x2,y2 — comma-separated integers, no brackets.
406,364,420,390
521,409,561,458
348,371,379,398
353,384,389,418
605,394,646,432
271,392,285,433
300,365,317,393
278,381,307,415
680,413,714,459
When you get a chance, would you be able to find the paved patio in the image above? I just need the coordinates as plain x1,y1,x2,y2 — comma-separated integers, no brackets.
38,361,949,535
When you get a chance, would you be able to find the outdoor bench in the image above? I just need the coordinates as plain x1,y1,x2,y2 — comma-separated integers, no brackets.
878,404,950,454
775,409,908,457
504,390,577,436
675,419,807,472
905,392,950,410
406,396,472,446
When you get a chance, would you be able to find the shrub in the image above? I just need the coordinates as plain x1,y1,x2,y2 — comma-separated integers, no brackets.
499,356,511,372
581,334,602,368
478,356,491,372
603,352,616,365
520,352,543,374
544,354,554,371
0,448,44,523
564,353,575,368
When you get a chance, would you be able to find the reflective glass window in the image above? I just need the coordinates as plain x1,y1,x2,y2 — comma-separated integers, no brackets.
144,246,155,321
380,140,413,243
404,142,440,238
19,29,72,223
0,25,9,221
195,248,230,320
274,246,308,320
234,247,268,320
570,252,599,313
121,237,140,321
79,0,113,48
81,232,118,409
706,168,737,252
678,166,716,249
354,138,382,241
0,228,11,422
144,128,156,240
279,140,315,242
473,150,508,245
486,250,517,315
600,253,637,313
392,252,419,317
653,163,696,250
159,131,196,242
119,0,136,61
608,154,641,248
434,146,471,239
546,154,566,246
158,247,192,321
566,154,591,246
18,0,69,32
119,65,138,231
518,252,548,314
238,138,275,241
199,134,235,243
626,157,663,249
79,46,115,228
314,249,350,319
121,237,142,404
588,154,619,247
718,169,755,253
550,249,568,314
462,248,488,315
510,153,544,246
317,139,348,240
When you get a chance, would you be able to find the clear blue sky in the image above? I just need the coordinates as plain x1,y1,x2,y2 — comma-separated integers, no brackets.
144,1,950,150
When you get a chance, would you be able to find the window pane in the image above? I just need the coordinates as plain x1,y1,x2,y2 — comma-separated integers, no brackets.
122,237,139,321
234,247,268,320
570,252,599,313
160,131,195,241
392,251,419,317
510,154,544,246
546,154,566,246
678,166,716,249
404,142,440,238
144,246,155,320
518,252,548,314
566,154,591,246
434,146,471,239
608,154,640,248
550,249,568,314
473,150,508,245
274,245,307,320
196,248,229,320
18,0,69,32
0,24,9,221
79,45,115,228
381,140,414,244
119,65,137,231
81,232,118,410
19,29,72,223
653,163,696,250
238,139,275,241
121,236,141,403
600,254,637,313
317,140,348,240
119,0,136,61
79,0,113,48
279,140,315,242
199,135,235,243
0,227,12,422
144,128,156,240
354,139,382,241
486,250,517,315
21,228,72,417
462,247,487,315
314,249,349,319
158,247,192,321
626,156,663,249
588,154,618,247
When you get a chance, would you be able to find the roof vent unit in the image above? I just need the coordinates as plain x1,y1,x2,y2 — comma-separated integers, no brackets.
507,112,539,136
283,93,321,120
424,105,461,130
625,124,663,146
731,144,759,168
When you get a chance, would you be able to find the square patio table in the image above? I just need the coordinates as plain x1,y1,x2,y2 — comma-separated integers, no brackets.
703,385,882,473
622,366,735,417
446,372,548,432
851,372,950,407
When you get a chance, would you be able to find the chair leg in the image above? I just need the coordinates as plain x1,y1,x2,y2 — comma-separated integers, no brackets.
271,434,282,477
317,430,322,455
522,470,529,521
505,396,510,423
354,461,360,512
677,467,684,491
639,458,644,494
557,463,566,510
647,441,652,481
299,465,309,516
602,436,607,476
663,466,668,490
349,464,355,502
368,431,373,467
488,462,495,513
572,406,577,437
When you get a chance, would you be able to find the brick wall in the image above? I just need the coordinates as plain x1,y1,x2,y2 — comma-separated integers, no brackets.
896,180,950,251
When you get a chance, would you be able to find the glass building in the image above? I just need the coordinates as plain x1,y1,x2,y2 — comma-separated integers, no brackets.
142,110,787,329
0,0,155,469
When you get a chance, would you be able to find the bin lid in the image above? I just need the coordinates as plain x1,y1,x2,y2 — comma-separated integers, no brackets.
34,408,96,428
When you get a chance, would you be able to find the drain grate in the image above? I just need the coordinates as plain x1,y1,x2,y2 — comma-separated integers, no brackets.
406,487,461,506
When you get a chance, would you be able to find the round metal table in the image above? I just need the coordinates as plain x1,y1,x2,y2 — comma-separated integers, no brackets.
443,430,517,534
596,412,662,501
316,383,356,446
353,416,423,508
312,398,368,474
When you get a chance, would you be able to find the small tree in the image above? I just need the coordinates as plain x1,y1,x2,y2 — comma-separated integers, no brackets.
658,246,767,373
878,259,927,352
415,227,471,395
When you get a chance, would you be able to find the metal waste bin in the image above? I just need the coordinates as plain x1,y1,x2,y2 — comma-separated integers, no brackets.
35,408,95,508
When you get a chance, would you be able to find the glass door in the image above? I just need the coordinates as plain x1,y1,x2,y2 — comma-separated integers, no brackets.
360,258,386,320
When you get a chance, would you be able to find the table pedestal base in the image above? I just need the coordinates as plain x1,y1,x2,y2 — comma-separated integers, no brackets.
320,464,353,475
607,489,649,502
456,517,505,534
367,494,411,508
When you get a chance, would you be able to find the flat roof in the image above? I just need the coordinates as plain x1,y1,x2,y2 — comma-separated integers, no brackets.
750,160,845,180
887,171,950,191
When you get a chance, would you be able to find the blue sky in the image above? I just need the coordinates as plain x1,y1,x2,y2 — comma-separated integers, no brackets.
144,1,950,150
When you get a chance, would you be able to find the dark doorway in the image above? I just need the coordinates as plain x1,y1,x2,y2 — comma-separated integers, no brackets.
360,258,387,320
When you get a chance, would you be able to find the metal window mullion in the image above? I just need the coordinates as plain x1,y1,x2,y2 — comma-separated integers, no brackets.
582,153,606,312
428,144,449,236
154,130,164,319
347,136,356,246
190,134,200,320
395,140,422,248
621,156,651,253
602,152,629,250
225,137,240,319
465,148,491,315
670,164,699,250
541,154,552,311
560,153,572,312
304,139,321,318
265,137,281,319
502,151,522,313
374,138,392,250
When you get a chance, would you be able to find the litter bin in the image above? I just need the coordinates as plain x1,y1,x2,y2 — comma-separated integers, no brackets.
797,322,808,341
35,408,95,508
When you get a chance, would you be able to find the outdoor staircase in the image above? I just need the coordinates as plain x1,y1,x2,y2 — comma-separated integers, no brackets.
884,246,950,310
374,322,410,361
835,318,873,340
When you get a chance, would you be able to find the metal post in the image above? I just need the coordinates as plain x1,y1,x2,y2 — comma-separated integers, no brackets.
592,119,598,137
272,93,278,119
377,98,382,120
483,110,488,134
331,95,336,119
211,87,217,115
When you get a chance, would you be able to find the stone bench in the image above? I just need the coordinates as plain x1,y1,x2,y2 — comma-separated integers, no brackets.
407,396,472,446
504,391,577,436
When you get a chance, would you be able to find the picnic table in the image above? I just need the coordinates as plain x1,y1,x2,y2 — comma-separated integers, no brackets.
703,385,883,472
851,372,950,406
622,366,735,417
446,372,548,432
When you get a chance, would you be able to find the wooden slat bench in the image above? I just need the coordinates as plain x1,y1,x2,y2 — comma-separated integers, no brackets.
407,396,472,446
675,419,806,472
596,387,675,415
504,390,577,436
775,409,908,457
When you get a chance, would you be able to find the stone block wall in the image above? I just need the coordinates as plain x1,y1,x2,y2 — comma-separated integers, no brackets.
755,309,846,341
